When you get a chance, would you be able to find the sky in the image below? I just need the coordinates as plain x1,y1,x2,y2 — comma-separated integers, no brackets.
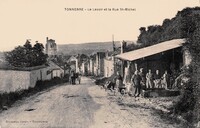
0,0,199,51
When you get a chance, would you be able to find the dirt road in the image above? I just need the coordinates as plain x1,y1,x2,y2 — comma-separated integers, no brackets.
0,77,180,128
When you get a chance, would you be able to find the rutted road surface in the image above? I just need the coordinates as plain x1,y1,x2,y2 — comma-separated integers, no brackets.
0,77,179,128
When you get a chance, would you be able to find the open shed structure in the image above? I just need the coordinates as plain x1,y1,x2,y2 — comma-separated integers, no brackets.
115,39,191,79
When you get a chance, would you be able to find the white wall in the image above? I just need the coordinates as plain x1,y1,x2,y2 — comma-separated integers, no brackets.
52,69,64,78
81,63,85,75
104,58,114,77
29,68,52,88
0,65,64,93
0,67,53,93
48,61,65,78
0,70,30,93
89,59,94,75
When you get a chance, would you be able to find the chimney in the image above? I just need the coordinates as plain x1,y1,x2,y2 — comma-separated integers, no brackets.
46,37,48,42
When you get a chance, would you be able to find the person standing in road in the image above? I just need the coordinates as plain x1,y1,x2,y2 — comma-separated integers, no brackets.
131,70,142,97
71,71,75,85
77,72,81,84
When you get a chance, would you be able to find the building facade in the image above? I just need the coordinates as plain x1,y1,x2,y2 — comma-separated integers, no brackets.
104,56,114,77
95,52,106,76
81,61,89,76
87,55,96,76
68,55,79,73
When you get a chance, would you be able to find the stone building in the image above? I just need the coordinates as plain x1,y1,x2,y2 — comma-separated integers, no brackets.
81,60,89,76
95,52,106,76
87,55,96,76
68,55,79,73
45,37,57,57
104,56,114,77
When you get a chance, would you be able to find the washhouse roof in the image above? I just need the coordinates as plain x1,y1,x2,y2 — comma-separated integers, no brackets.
115,39,186,61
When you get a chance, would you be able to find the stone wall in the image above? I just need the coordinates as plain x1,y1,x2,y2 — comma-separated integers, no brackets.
0,67,53,93
0,70,30,93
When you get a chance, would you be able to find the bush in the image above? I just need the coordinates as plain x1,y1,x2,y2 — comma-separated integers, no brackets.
172,76,198,126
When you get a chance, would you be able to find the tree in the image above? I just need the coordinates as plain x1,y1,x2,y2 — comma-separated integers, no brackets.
5,40,48,67
139,27,146,33
24,40,32,50
136,7,200,52
174,14,200,126
33,42,44,52
162,18,171,28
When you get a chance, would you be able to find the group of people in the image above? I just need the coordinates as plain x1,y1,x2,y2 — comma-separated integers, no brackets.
114,68,170,97
69,71,81,85
145,69,170,89
131,68,170,97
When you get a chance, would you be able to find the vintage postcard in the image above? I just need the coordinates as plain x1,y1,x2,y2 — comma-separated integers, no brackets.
0,0,200,128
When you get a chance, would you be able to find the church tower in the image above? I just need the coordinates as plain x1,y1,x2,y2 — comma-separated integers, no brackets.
45,37,57,57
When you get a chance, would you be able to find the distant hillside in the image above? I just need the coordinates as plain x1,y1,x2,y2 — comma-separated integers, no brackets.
57,41,134,55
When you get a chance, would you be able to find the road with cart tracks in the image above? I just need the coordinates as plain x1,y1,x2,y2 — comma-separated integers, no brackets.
0,77,180,128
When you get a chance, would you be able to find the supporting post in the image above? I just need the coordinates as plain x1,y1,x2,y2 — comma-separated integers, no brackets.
121,60,124,77
135,62,138,71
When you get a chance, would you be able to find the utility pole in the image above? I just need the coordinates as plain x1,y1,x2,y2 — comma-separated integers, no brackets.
112,34,116,75
112,34,115,52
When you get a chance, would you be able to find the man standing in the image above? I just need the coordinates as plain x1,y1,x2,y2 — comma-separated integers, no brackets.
139,68,145,88
146,69,153,88
162,70,170,89
77,72,81,84
154,70,161,88
71,71,75,85
131,70,142,97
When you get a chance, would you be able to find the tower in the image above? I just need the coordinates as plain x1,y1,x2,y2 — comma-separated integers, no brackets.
45,37,57,57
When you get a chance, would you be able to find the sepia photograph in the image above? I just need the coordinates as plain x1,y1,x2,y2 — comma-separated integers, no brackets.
0,0,200,128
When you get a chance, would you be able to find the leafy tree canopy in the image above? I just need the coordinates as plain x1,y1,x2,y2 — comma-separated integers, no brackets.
136,7,200,47
5,40,48,67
